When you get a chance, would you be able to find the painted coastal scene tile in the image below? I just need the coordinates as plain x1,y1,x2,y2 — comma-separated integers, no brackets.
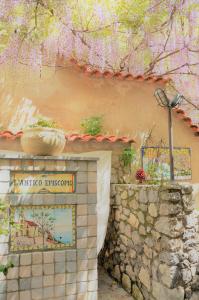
10,205,76,251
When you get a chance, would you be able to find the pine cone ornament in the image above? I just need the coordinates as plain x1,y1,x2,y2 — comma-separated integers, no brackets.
135,168,146,183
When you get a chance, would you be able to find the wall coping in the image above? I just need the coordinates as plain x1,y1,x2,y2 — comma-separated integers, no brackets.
0,150,99,161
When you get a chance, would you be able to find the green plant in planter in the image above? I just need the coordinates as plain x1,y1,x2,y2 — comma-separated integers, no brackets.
120,147,136,167
28,116,60,129
81,116,103,136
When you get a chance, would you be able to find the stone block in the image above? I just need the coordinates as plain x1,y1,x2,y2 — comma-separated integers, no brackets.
87,248,97,259
78,260,88,271
77,238,88,249
0,281,6,293
88,172,97,183
54,285,65,297
77,227,88,239
76,184,87,194
87,194,97,204
77,205,88,216
19,266,31,278
43,264,54,275
77,194,87,204
66,262,77,273
66,273,77,284
66,283,77,295
128,213,139,228
55,274,65,286
77,216,87,227
88,270,97,281
138,267,150,291
43,287,54,299
88,291,97,300
31,277,43,289
43,252,54,264
87,237,96,249
7,291,19,300
88,162,97,172
77,162,88,171
7,280,18,292
77,250,87,260
87,226,97,237
122,274,131,293
88,184,96,194
19,291,31,300
20,254,31,266
0,244,8,255
55,262,66,274
43,275,54,287
88,280,98,292
132,284,143,300
152,280,184,300
77,271,88,282
19,278,31,290
77,282,87,293
31,288,43,300
55,251,65,262
88,259,97,270
88,215,97,226
32,253,42,265
7,268,18,280
32,265,43,277
66,250,76,261
8,255,19,267
88,205,96,215
77,172,88,183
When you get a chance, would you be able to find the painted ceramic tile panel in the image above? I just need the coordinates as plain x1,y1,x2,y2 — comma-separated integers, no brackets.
10,205,76,251
142,147,192,180
11,172,75,194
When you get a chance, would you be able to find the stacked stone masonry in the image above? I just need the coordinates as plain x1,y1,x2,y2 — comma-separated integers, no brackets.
100,184,199,300
0,154,98,300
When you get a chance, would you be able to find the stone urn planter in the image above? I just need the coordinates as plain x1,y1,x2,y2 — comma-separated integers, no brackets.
21,127,66,156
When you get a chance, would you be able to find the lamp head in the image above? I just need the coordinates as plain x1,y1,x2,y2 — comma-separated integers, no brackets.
154,88,170,107
170,94,184,108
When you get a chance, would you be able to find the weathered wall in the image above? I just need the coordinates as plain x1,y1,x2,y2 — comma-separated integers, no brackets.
0,154,98,300
0,62,198,182
100,184,199,300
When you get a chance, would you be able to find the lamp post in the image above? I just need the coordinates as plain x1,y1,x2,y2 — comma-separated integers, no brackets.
154,88,184,181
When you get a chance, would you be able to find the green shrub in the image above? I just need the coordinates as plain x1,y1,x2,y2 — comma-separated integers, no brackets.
81,116,103,136
120,147,136,167
28,116,59,129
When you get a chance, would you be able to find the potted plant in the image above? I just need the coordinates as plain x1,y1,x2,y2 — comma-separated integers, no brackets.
21,116,66,156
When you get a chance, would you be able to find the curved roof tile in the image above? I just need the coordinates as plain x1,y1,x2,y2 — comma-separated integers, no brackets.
174,108,199,136
0,131,135,144
69,58,171,84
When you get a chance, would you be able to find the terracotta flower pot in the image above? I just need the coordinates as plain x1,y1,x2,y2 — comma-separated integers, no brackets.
21,127,66,156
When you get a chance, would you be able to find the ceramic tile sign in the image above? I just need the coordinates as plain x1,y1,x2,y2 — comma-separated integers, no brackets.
11,172,75,194
10,205,76,251
141,147,192,180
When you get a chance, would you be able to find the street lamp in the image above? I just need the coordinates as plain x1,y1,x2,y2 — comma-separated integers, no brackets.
154,88,184,181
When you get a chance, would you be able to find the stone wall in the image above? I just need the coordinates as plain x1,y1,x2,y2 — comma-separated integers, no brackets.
0,153,98,300
100,184,199,300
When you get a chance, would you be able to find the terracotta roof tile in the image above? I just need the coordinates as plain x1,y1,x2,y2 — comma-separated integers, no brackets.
174,108,199,137
69,58,171,84
0,131,135,144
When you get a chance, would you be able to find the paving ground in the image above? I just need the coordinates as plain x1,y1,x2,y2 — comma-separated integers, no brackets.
98,266,133,300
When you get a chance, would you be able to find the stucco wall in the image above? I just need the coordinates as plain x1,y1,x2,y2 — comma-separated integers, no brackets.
0,62,198,182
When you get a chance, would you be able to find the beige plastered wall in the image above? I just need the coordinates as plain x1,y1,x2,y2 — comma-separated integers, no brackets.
0,62,198,182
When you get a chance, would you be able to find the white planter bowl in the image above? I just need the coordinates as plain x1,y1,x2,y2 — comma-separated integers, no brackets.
21,127,66,156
